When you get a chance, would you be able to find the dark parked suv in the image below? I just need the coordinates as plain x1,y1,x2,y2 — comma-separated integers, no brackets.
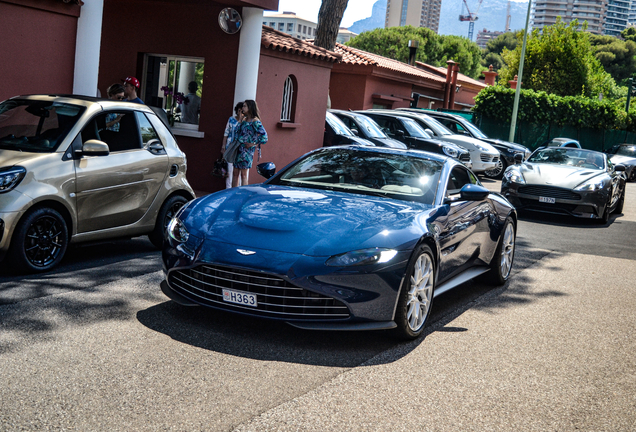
398,109,531,179
360,111,472,169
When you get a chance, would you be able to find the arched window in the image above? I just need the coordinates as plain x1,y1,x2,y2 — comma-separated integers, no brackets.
280,75,297,122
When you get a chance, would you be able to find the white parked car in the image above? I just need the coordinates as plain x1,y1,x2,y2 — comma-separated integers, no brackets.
366,109,500,174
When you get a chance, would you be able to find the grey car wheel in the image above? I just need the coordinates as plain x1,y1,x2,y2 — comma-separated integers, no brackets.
484,158,506,179
487,218,516,285
394,244,435,340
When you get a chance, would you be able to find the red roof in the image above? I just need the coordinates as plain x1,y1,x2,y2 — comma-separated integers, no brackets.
333,44,447,83
261,26,341,63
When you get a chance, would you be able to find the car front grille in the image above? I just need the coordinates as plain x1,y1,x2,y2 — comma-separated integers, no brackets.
480,154,499,163
519,198,579,214
168,264,350,320
518,185,581,200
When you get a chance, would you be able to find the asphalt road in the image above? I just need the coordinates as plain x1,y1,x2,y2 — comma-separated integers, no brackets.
1,181,635,431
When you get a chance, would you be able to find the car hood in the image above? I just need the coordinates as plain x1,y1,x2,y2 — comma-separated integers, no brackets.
609,155,636,166
0,150,44,168
347,135,376,146
483,138,528,153
519,163,603,188
374,137,407,149
182,185,432,256
438,135,498,155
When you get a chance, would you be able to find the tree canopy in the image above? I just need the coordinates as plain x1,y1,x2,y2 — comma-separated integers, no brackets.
589,35,636,85
480,32,518,72
346,26,483,78
498,19,615,98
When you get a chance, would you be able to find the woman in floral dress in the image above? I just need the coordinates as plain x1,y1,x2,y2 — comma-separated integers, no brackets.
232,99,268,187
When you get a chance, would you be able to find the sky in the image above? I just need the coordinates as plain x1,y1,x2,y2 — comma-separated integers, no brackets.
268,0,377,28
268,0,529,29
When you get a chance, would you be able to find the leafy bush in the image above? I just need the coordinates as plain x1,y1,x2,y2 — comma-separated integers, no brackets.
473,85,628,130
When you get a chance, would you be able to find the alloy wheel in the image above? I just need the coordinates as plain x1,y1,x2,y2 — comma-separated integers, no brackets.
24,215,65,268
499,222,515,279
406,253,434,332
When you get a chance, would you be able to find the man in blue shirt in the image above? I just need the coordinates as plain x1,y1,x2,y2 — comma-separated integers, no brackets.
123,76,144,104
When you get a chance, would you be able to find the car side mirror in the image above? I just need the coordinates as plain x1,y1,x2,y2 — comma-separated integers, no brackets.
351,129,359,136
615,164,626,172
513,153,524,164
396,130,405,137
425,128,435,137
460,184,490,201
80,139,109,157
257,162,276,179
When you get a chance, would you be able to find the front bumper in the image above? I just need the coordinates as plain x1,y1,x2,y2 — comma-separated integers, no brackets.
470,151,499,173
501,181,608,219
161,236,411,327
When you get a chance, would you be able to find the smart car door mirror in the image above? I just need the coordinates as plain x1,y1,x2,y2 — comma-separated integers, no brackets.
81,139,109,157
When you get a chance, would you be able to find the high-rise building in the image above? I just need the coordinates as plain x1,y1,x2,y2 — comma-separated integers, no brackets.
603,0,631,36
531,1,607,35
630,0,636,25
385,0,442,33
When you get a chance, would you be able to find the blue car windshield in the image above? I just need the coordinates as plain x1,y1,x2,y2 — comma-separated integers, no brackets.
528,148,605,170
0,99,85,152
271,148,442,204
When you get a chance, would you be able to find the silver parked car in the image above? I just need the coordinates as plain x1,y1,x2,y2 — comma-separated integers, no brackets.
606,143,636,182
0,95,195,272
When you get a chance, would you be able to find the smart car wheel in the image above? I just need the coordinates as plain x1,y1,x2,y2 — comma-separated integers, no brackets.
9,207,68,273
487,217,516,285
484,158,506,180
149,195,189,249
393,244,435,340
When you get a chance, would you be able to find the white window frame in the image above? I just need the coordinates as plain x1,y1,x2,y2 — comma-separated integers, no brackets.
142,53,205,138
280,75,295,122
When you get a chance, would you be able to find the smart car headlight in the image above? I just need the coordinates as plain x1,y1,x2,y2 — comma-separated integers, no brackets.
326,248,398,267
503,169,525,184
442,145,458,158
167,217,190,243
0,166,26,193
574,179,604,192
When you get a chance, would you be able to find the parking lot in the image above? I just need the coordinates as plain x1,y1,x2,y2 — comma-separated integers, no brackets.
1,181,635,431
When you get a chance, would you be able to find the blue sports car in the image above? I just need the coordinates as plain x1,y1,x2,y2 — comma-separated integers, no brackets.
160,146,517,339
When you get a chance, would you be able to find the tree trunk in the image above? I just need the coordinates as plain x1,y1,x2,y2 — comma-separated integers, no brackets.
314,0,349,51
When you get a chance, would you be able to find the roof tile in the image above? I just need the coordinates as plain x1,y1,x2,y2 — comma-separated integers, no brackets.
261,26,341,63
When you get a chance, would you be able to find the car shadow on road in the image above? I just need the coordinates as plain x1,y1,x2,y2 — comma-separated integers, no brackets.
136,240,567,368
0,238,160,305
518,210,624,228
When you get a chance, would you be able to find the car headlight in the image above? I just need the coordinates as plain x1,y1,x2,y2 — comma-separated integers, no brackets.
574,179,604,192
503,169,525,184
0,166,26,193
167,217,190,243
325,248,398,267
442,145,458,158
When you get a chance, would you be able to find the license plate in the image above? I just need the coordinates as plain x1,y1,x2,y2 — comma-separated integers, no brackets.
539,196,556,204
222,288,258,307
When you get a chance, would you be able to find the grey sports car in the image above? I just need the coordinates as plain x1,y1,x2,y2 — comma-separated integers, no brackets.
607,143,636,182
501,147,626,224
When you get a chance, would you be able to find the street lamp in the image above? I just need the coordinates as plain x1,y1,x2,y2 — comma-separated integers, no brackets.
509,0,533,143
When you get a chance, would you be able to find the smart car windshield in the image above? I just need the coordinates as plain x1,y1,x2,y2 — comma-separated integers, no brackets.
615,144,636,157
271,148,442,204
0,99,85,152
528,148,605,170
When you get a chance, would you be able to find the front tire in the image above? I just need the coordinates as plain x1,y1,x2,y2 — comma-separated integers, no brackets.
393,244,435,340
614,189,625,214
484,158,507,180
487,217,516,285
149,195,189,249
8,207,68,273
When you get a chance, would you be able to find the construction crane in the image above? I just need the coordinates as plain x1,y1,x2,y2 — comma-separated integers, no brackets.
505,0,512,32
459,0,484,41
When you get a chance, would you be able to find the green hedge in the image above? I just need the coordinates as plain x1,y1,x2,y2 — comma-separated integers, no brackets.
472,86,636,132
